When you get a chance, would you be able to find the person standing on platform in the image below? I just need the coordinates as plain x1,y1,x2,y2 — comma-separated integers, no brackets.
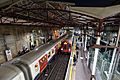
73,54,77,66
76,51,79,59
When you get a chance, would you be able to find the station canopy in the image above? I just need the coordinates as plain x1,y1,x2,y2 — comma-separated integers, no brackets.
70,5,120,19
0,0,120,31
70,4,120,32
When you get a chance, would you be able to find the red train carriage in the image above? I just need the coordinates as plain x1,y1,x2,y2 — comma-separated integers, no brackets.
39,54,48,73
60,40,72,54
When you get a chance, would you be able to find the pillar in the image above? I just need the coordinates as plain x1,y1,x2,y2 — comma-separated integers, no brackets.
84,34,87,51
91,35,101,76
82,30,84,48
30,33,34,46
87,51,90,66
36,39,39,46
107,26,120,80
91,19,103,80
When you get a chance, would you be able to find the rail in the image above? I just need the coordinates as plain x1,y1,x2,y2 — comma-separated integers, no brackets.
46,55,61,80
46,54,70,80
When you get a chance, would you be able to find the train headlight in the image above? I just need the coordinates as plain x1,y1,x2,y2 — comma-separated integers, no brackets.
61,48,63,50
69,49,71,51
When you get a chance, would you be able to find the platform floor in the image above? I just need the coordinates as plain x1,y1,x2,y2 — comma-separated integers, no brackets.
72,50,91,80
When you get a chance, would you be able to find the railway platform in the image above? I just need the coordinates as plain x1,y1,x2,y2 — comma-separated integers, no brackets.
71,50,91,80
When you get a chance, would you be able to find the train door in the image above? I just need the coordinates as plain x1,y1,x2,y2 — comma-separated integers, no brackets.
39,54,48,73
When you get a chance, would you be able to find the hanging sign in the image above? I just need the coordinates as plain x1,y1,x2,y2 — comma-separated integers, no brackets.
5,49,12,61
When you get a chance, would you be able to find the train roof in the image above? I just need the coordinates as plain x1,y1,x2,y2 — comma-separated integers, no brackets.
0,65,22,80
15,34,67,65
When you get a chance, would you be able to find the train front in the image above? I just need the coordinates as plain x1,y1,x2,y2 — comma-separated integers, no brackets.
60,37,72,54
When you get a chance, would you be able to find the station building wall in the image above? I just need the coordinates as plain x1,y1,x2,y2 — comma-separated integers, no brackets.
0,26,53,64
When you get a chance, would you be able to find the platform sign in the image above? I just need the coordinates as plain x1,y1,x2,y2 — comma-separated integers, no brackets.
5,49,12,61
62,27,74,30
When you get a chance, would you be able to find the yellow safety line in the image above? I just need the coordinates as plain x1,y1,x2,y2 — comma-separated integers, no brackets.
69,36,80,80
69,40,76,80
69,59,73,80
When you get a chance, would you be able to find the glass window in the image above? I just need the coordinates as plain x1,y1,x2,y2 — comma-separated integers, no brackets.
48,52,51,58
117,59,120,73
52,49,54,54
39,55,47,66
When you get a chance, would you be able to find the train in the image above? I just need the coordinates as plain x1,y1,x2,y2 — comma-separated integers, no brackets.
0,34,72,80
60,35,72,54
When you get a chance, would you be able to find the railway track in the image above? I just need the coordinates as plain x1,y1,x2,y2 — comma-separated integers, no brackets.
46,54,70,80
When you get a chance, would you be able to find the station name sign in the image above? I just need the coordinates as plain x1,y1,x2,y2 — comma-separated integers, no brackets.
62,27,74,30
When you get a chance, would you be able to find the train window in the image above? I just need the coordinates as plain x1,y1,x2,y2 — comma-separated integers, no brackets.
40,60,43,63
48,52,51,58
52,49,54,54
40,60,43,66
44,56,47,62
58,44,60,48
117,59,120,73
59,42,61,44
40,56,47,65
64,45,67,49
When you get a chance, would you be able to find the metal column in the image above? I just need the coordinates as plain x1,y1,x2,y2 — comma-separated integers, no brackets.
91,36,101,76
91,19,103,80
108,26,120,80
84,34,87,51
82,30,84,48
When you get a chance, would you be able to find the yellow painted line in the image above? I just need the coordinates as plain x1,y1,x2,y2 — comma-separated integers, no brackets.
69,42,76,80
69,36,77,80
69,58,73,80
